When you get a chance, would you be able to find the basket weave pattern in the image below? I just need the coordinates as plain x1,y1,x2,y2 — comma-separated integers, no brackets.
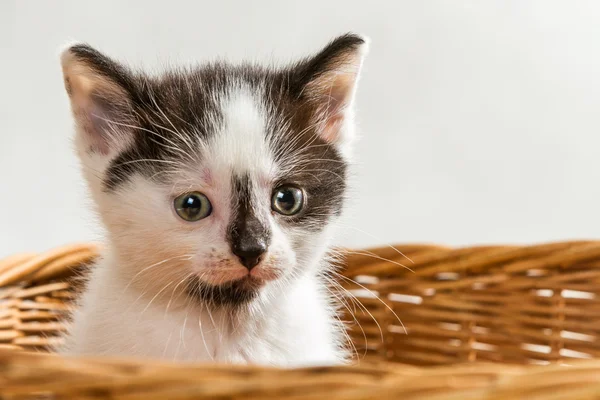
342,242,600,365
1,241,600,398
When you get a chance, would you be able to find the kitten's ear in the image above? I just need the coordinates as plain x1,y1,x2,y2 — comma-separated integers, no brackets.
61,44,136,156
292,33,369,151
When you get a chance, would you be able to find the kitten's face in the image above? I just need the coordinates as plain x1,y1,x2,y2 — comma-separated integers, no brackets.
61,34,367,307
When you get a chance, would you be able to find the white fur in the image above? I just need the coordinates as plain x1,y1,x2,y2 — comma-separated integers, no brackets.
62,88,347,366
66,250,340,365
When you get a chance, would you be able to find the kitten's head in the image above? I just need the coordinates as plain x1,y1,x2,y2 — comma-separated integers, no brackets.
61,34,367,307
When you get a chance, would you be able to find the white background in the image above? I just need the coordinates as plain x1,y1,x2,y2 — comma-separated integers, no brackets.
2,1,600,257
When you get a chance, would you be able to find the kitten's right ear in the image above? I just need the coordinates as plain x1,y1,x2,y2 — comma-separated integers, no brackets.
61,44,136,156
290,34,368,154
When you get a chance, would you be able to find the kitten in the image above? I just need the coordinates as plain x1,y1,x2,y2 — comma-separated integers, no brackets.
59,33,368,366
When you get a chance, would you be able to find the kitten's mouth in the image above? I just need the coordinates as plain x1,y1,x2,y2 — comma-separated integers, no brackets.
185,275,264,307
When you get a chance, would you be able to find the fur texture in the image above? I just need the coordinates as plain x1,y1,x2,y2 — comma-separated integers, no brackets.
59,34,368,366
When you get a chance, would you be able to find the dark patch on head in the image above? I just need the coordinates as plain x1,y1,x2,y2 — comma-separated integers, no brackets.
185,275,262,307
227,175,271,269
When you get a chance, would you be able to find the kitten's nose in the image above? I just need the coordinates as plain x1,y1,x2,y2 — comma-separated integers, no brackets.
232,240,267,270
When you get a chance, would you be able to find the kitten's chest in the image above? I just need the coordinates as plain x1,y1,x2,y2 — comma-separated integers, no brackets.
149,307,289,364
141,282,336,365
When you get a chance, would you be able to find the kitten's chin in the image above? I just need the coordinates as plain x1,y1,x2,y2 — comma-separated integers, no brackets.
185,275,265,307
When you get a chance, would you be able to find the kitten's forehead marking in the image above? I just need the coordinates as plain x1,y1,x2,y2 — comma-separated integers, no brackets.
208,88,274,180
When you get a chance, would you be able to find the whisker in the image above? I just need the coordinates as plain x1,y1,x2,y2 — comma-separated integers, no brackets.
93,114,188,157
205,295,222,344
165,272,196,316
328,274,385,342
295,168,345,182
140,280,175,315
111,158,181,168
335,223,415,265
333,271,407,335
344,250,415,274
322,276,365,360
147,90,197,155
162,331,173,358
180,308,189,350
198,304,215,361
123,254,194,292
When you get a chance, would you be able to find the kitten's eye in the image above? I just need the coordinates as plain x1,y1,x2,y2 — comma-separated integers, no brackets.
272,186,304,216
174,192,212,222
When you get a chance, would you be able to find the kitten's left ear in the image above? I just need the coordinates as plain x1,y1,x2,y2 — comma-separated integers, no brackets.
292,33,369,153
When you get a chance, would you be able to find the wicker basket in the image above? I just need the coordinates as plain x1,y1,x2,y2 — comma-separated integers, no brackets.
1,241,600,399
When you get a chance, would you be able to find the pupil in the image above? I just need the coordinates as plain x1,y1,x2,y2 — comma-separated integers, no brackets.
278,190,295,210
183,195,201,215
185,196,200,208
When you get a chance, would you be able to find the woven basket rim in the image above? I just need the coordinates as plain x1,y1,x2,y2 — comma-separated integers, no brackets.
3,350,600,399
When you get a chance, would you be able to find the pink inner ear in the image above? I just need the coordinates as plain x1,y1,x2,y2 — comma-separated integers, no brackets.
316,72,356,144
84,102,112,155
74,87,134,156
321,114,344,143
65,75,115,155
